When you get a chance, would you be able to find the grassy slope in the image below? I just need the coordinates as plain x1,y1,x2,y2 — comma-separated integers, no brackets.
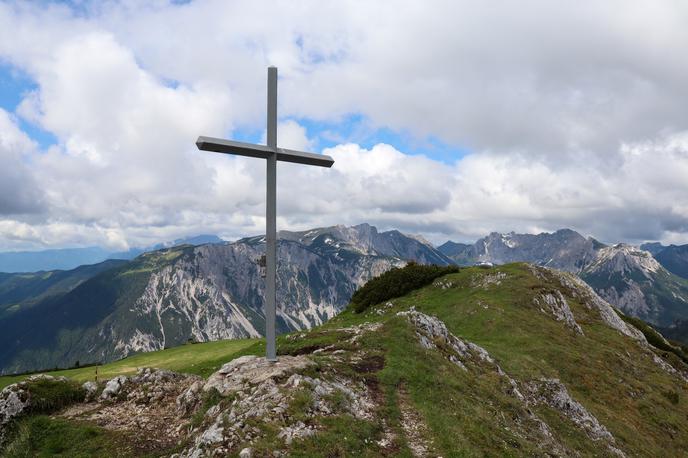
2,416,130,458
3,263,688,456
303,263,688,456
0,338,257,391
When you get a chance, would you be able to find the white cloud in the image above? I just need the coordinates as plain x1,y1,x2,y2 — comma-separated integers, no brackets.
0,109,44,215
258,120,314,152
0,0,687,250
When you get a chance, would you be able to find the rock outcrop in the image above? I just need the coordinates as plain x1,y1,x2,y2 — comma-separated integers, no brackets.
400,309,625,456
399,308,500,372
533,290,584,335
178,354,375,457
524,379,622,451
535,266,646,342
0,384,28,444
0,374,79,445
62,368,202,453
202,355,315,397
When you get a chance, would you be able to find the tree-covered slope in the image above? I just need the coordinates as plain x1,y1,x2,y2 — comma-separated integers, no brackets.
2,263,687,456
0,259,127,318
0,252,165,374
659,319,688,347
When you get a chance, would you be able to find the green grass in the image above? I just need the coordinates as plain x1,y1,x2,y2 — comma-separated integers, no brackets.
309,263,688,456
23,378,86,414
1,416,129,458
0,338,258,390
288,416,383,458
615,309,688,364
286,386,314,422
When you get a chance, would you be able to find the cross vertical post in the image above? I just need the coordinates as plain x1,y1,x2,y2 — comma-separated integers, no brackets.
196,67,334,362
265,66,278,362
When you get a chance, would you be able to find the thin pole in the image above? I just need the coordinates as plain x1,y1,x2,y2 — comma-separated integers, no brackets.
265,66,278,362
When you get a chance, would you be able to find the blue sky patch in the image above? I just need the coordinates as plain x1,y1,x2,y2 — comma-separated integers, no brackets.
230,114,469,163
0,62,34,112
18,119,59,150
299,114,468,163
0,62,58,149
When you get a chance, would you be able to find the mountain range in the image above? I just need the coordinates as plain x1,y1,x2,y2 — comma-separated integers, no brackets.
1,223,687,375
0,224,451,374
439,229,688,329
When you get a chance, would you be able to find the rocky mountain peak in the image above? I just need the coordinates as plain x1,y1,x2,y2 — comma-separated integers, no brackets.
586,244,662,277
278,223,451,264
470,229,596,272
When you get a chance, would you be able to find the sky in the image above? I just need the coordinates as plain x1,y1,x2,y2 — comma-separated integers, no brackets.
0,0,687,251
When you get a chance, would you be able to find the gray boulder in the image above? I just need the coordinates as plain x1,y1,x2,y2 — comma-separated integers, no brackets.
82,381,99,402
100,375,128,401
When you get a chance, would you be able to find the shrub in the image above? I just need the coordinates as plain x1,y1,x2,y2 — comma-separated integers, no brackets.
350,262,459,313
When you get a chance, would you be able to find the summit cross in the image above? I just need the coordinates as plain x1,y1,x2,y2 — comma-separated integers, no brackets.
196,67,335,362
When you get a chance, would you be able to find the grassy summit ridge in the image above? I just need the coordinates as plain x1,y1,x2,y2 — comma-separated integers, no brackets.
2,263,688,456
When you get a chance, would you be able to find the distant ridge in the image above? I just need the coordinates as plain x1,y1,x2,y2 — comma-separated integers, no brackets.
0,247,112,273
0,234,224,273
655,245,688,279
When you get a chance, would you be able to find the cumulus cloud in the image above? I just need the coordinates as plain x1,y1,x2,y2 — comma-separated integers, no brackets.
0,109,44,215
0,0,686,250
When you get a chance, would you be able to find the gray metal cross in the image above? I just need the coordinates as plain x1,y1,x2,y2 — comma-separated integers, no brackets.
196,67,334,361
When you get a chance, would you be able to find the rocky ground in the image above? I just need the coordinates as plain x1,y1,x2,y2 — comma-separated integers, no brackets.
0,330,388,456
0,309,653,457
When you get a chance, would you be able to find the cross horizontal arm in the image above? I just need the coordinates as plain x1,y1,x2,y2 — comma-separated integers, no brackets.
196,136,334,168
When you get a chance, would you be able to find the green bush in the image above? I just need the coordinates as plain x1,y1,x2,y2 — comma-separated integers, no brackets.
349,262,459,313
